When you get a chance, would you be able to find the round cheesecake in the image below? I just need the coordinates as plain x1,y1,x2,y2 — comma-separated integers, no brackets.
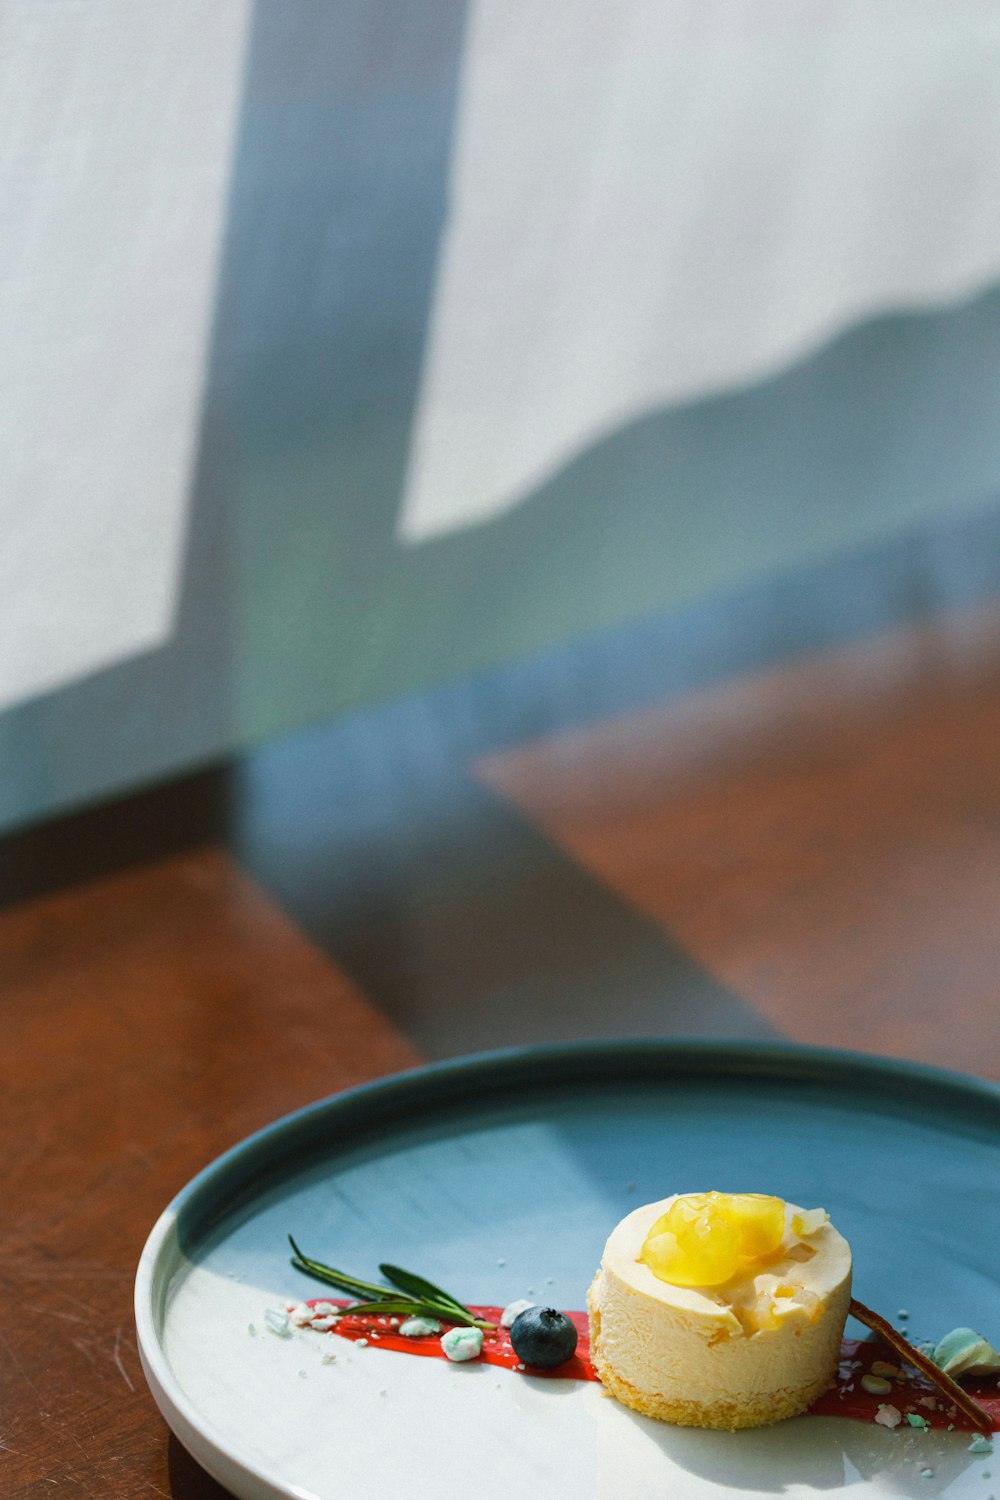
588,1193,852,1430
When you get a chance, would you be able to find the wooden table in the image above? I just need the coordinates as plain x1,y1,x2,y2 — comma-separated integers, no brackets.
3,592,1000,1495
1,852,419,1498
478,598,1000,1080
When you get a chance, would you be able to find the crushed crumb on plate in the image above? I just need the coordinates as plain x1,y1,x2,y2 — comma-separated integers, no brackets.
264,1308,291,1338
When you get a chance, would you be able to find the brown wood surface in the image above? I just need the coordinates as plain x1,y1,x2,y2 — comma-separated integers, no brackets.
479,599,1000,1080
6,593,1000,1494
0,849,420,1499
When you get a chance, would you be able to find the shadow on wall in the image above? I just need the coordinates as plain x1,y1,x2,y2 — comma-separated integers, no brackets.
4,0,1000,835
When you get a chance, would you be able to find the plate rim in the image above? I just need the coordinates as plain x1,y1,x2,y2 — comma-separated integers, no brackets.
134,1038,1000,1498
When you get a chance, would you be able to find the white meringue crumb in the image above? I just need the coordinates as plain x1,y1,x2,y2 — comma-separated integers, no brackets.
500,1298,536,1328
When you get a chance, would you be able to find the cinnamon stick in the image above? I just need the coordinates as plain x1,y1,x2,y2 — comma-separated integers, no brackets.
849,1297,993,1433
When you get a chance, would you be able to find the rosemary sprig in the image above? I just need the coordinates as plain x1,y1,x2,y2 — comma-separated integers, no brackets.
379,1262,475,1321
287,1236,397,1300
344,1298,456,1319
287,1236,495,1329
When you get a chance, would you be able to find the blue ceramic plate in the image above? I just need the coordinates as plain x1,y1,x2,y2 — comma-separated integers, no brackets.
135,1041,1000,1499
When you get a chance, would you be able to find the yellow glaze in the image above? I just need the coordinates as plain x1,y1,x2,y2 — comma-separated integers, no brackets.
640,1191,786,1287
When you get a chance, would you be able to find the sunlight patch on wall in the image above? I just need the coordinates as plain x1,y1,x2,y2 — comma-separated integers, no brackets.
398,0,1000,544
0,0,252,712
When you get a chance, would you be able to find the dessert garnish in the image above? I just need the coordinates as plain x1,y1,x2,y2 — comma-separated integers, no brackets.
440,1327,484,1362
509,1307,579,1369
931,1327,1000,1378
398,1316,442,1337
282,1225,998,1432
500,1297,537,1327
287,1235,495,1330
640,1191,786,1287
848,1298,992,1433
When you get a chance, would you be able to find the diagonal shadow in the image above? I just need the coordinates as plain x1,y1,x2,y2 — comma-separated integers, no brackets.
0,0,471,837
232,709,781,1056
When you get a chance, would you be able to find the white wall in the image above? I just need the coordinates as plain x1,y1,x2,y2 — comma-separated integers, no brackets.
0,0,251,713
3,0,1000,831
400,0,1000,539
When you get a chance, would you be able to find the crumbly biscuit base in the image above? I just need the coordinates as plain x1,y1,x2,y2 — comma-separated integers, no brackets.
587,1277,834,1432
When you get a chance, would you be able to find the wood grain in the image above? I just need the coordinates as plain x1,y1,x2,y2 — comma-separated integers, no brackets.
478,600,1000,1079
0,849,420,1497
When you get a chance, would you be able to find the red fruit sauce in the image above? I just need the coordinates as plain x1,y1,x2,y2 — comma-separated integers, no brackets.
302,1301,998,1431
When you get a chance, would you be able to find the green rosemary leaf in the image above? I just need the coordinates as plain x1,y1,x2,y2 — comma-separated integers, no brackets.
334,1298,490,1329
288,1236,417,1303
285,1237,495,1330
378,1263,474,1319
339,1299,442,1318
288,1258,369,1298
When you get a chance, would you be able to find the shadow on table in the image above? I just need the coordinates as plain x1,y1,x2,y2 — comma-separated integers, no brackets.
168,1434,235,1499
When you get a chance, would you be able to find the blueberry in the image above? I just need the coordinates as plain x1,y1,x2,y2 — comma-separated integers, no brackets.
509,1306,578,1368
